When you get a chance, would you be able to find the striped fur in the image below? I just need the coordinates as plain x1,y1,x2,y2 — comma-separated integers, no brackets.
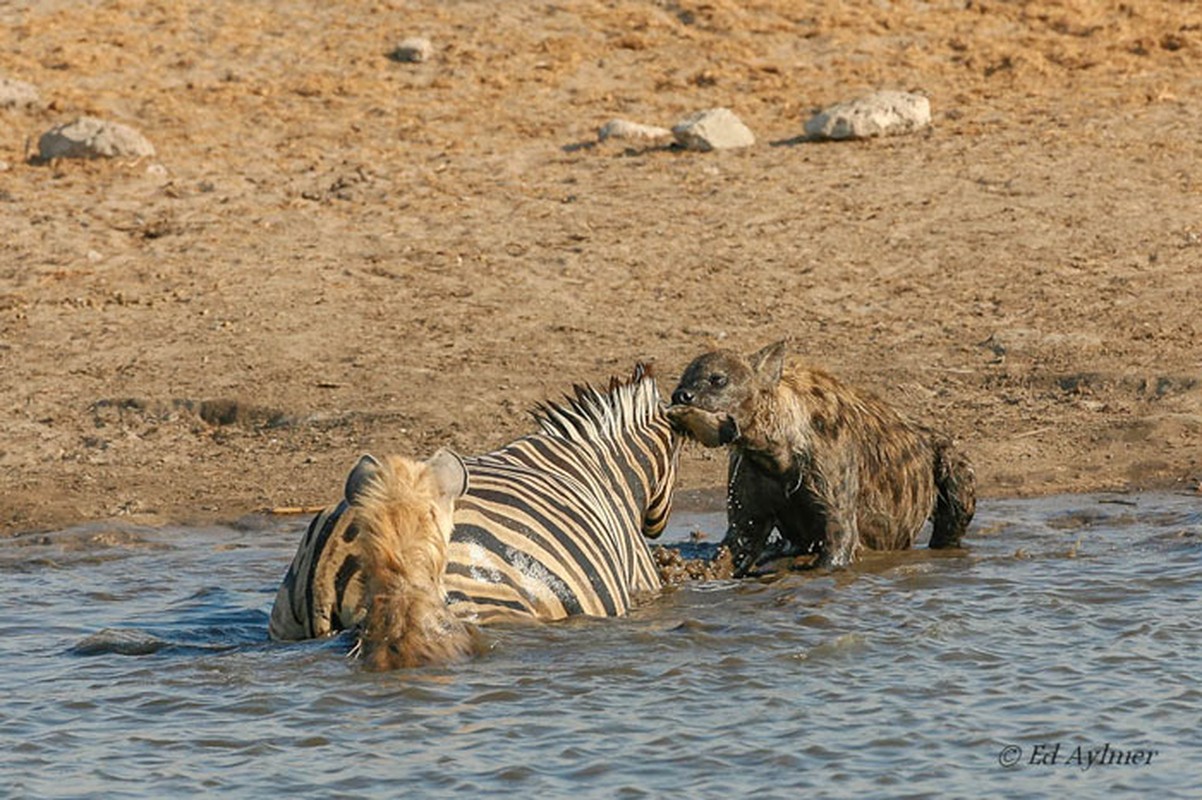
268,364,681,640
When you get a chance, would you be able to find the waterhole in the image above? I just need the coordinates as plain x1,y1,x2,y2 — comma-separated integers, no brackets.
1,493,1198,797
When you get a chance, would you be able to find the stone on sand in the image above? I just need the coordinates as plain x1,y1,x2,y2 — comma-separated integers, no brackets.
38,117,156,160
672,108,755,152
392,37,433,63
804,91,931,140
597,118,673,143
0,77,40,109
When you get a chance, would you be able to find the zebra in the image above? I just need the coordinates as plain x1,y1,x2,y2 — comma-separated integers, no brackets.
268,364,682,642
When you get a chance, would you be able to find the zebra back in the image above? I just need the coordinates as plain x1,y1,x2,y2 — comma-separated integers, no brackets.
446,365,679,623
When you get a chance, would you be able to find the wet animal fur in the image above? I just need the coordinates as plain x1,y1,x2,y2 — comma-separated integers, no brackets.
347,451,477,670
668,341,975,573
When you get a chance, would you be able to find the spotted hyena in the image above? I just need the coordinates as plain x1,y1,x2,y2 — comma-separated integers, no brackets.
348,450,477,670
667,341,975,574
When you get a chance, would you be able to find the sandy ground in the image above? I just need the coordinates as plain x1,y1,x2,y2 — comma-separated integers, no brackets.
2,0,1201,537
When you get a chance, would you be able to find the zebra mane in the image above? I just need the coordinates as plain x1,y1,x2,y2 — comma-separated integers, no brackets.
531,363,662,442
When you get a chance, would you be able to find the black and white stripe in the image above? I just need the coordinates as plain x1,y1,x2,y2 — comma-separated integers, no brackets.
268,365,680,639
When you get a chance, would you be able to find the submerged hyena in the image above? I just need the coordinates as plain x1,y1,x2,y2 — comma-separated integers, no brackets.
667,341,975,574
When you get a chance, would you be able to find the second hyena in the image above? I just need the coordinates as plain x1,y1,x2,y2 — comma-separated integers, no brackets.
667,341,975,574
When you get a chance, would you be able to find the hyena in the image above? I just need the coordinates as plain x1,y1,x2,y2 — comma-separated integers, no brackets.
667,341,975,574
343,450,477,670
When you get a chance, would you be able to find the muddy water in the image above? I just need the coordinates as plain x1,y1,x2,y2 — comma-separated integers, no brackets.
1,494,1199,798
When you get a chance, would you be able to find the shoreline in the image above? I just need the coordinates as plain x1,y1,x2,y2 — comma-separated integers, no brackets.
3,1,1200,539
8,476,1200,541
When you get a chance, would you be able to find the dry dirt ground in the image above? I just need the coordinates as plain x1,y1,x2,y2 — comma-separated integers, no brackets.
2,0,1201,537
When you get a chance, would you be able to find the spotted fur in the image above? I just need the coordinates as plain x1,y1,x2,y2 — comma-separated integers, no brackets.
350,451,476,670
668,341,975,574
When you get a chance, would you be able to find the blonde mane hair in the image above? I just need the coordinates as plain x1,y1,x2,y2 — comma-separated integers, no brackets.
352,452,475,670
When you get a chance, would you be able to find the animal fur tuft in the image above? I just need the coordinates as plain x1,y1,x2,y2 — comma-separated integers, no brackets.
352,454,476,670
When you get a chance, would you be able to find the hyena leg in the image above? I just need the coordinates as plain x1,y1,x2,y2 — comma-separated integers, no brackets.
813,512,859,569
929,439,976,549
722,512,779,577
810,462,861,569
721,452,783,576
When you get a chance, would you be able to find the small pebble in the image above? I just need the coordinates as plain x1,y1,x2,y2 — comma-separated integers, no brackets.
597,118,673,143
392,37,433,63
0,77,40,109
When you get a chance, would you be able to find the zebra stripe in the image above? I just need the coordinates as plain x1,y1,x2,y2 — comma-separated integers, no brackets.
268,364,681,639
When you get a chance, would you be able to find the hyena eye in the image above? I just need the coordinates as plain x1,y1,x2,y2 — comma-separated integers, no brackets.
708,373,728,388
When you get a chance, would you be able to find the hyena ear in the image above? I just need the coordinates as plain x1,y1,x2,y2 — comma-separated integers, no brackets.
427,448,469,500
749,340,788,387
345,454,382,505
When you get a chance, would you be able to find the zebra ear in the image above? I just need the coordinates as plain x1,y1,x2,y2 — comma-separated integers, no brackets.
749,340,787,387
345,454,382,504
427,448,468,500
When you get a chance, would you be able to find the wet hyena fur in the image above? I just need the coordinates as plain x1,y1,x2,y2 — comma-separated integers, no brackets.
348,450,478,670
667,341,975,574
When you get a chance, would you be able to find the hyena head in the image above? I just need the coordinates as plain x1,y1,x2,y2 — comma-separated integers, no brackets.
668,341,787,446
351,449,477,670
346,450,466,561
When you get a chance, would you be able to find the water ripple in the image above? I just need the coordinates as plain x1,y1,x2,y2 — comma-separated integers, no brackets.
1,494,1200,797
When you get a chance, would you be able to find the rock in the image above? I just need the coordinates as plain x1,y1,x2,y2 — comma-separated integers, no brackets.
653,545,735,586
804,90,931,140
0,77,40,109
37,117,156,160
671,108,755,152
597,118,673,143
391,37,433,63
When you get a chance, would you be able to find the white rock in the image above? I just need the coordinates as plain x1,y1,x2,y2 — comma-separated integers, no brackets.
0,77,40,108
671,108,755,152
392,37,433,63
804,91,931,140
37,117,156,160
597,118,673,143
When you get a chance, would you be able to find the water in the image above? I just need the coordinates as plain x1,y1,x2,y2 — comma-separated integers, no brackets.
2,493,1200,798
